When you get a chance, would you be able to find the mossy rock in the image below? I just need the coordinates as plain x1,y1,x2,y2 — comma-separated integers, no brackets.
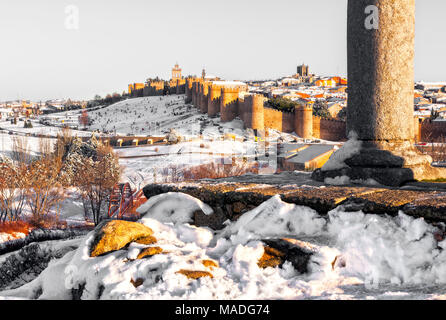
89,220,154,257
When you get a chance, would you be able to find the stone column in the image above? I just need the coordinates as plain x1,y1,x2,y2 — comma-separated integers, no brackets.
346,0,414,143
312,0,446,186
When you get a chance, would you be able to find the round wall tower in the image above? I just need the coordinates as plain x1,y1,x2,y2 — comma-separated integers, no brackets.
200,83,209,114
295,102,313,139
208,85,222,117
186,79,193,103
192,82,197,107
250,94,265,130
220,87,240,122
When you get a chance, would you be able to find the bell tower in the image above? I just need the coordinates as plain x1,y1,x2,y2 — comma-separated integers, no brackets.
172,63,182,81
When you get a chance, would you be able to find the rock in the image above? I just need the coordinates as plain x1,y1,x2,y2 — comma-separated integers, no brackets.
259,239,314,274
331,255,346,270
232,202,247,214
130,278,144,288
201,260,219,269
176,270,213,279
166,128,181,144
89,220,154,257
257,246,284,269
193,208,227,230
136,247,163,259
134,235,157,245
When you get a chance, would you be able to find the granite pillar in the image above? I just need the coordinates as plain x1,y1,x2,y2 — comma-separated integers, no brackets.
312,0,446,186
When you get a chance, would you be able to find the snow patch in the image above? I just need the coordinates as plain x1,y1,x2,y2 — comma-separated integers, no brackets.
321,131,361,171
137,192,214,224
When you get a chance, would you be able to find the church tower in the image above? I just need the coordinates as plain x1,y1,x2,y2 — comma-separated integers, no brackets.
202,68,206,80
172,63,182,81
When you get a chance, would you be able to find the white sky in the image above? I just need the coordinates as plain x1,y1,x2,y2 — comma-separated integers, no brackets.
0,0,445,101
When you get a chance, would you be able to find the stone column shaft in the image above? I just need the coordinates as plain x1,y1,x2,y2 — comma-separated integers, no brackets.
346,0,415,143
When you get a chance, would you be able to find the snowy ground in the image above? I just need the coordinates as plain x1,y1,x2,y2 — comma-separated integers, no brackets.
1,193,446,300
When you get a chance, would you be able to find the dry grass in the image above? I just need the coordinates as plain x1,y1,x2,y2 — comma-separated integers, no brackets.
0,221,32,235
182,161,259,181
157,161,259,183
26,214,67,230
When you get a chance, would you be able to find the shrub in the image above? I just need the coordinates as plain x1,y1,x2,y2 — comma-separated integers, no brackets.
0,221,32,236
182,161,259,180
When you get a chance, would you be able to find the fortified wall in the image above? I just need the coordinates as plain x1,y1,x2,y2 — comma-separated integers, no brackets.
129,77,348,141
129,78,444,143
189,82,348,141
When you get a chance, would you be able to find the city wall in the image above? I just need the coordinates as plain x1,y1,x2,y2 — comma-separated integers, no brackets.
130,77,349,141
130,78,444,143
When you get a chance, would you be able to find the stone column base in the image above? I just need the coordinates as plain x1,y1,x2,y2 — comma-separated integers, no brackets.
312,143,446,187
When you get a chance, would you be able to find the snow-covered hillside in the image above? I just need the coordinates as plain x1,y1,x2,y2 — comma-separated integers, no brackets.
87,95,248,138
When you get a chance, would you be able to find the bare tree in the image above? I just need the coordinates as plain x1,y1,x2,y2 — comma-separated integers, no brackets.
26,139,66,223
74,144,121,225
0,138,29,222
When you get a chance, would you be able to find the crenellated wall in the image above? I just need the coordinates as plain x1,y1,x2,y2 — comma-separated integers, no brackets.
313,117,347,141
262,107,295,133
128,78,441,143
187,82,347,141
130,78,353,142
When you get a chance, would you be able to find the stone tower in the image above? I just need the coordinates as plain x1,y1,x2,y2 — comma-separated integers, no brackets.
220,87,240,122
208,84,222,117
297,64,309,77
244,94,265,131
200,83,209,114
172,63,182,82
295,102,313,139
312,0,446,186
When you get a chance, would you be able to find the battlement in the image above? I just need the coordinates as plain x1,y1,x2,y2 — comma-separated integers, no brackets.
313,116,346,123
221,87,240,94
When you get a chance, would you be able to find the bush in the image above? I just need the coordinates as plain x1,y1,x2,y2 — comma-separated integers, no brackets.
0,221,32,236
182,161,259,180
267,98,298,113
313,101,332,119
